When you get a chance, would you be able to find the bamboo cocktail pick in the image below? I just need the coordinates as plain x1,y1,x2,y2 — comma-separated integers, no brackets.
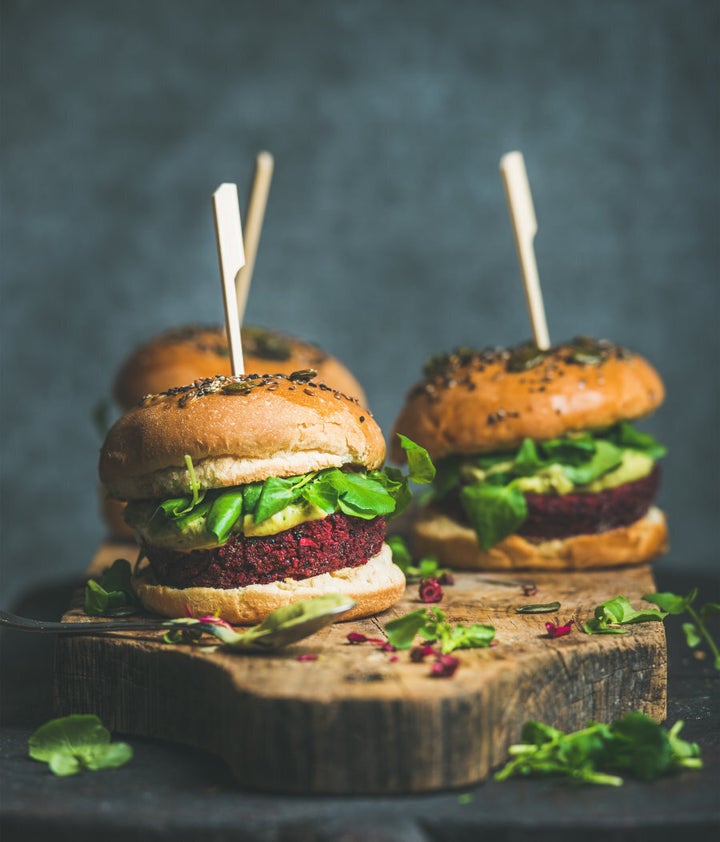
499,151,551,350
212,183,246,376
236,151,274,327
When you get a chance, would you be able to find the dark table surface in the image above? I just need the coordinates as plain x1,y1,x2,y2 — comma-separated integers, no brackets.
1,567,718,842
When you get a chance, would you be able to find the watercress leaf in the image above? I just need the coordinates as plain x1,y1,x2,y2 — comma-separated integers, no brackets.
682,622,702,648
84,579,110,615
418,558,440,577
513,439,545,475
539,433,596,465
302,475,339,513
28,715,111,763
428,606,446,623
234,594,355,649
606,712,673,781
583,619,628,635
474,451,513,471
667,720,702,763
99,559,135,596
700,602,720,621
154,496,195,519
432,456,463,501
207,490,243,543
398,434,436,484
84,579,127,617
607,422,667,460
441,623,495,653
460,482,527,550
594,596,665,626
384,609,429,650
242,482,263,515
174,498,212,532
49,753,82,776
28,714,132,775
83,741,135,771
387,535,413,572
255,476,308,523
375,467,413,517
643,589,696,615
521,720,564,745
332,472,396,518
562,440,623,485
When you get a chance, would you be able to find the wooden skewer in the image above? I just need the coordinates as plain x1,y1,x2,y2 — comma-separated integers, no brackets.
212,183,246,376
236,151,274,327
499,151,551,350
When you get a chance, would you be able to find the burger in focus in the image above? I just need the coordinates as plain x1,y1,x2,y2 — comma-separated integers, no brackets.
103,324,367,541
99,370,433,623
391,337,667,571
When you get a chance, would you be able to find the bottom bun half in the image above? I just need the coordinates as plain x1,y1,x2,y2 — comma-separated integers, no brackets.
411,506,668,572
133,543,405,625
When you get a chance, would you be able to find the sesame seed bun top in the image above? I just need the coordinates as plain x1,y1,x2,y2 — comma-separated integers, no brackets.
100,370,384,500
391,337,665,462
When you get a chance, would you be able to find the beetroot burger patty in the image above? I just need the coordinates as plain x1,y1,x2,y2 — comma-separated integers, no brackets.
518,465,661,540
145,513,386,589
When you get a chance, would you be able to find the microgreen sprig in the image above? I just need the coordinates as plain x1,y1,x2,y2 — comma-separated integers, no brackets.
583,595,666,635
643,589,720,670
387,535,451,583
84,559,141,617
384,606,495,654
494,712,702,786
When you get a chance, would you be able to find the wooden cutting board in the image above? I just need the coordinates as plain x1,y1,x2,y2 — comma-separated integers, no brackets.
53,541,666,794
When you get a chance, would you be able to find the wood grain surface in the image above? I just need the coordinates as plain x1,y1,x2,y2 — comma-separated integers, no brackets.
53,542,667,794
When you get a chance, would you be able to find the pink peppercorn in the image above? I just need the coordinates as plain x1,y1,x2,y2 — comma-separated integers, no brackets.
545,619,574,638
430,654,459,678
419,578,443,603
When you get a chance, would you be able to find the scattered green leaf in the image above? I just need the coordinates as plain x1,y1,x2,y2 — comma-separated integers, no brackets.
644,589,720,669
495,712,701,786
515,602,562,614
387,535,450,582
385,606,495,654
162,594,356,651
84,559,140,617
583,595,666,635
28,715,133,776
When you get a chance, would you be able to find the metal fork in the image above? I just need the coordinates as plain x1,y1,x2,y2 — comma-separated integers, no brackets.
0,610,167,634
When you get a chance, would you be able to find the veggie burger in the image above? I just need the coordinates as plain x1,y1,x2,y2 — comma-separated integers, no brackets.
103,324,367,542
99,370,431,623
391,337,668,570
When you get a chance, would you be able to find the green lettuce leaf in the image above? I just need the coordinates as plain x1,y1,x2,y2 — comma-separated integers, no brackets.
84,559,139,617
460,483,527,551
397,433,436,484
207,490,244,543
430,422,665,551
561,440,624,485
139,437,436,544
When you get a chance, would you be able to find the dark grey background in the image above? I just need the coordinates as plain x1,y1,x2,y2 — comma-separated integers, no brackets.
1,0,718,607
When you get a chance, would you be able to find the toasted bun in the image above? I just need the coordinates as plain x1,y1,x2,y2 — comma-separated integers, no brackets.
100,372,385,500
113,324,366,409
391,339,664,462
133,543,404,624
411,505,668,571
